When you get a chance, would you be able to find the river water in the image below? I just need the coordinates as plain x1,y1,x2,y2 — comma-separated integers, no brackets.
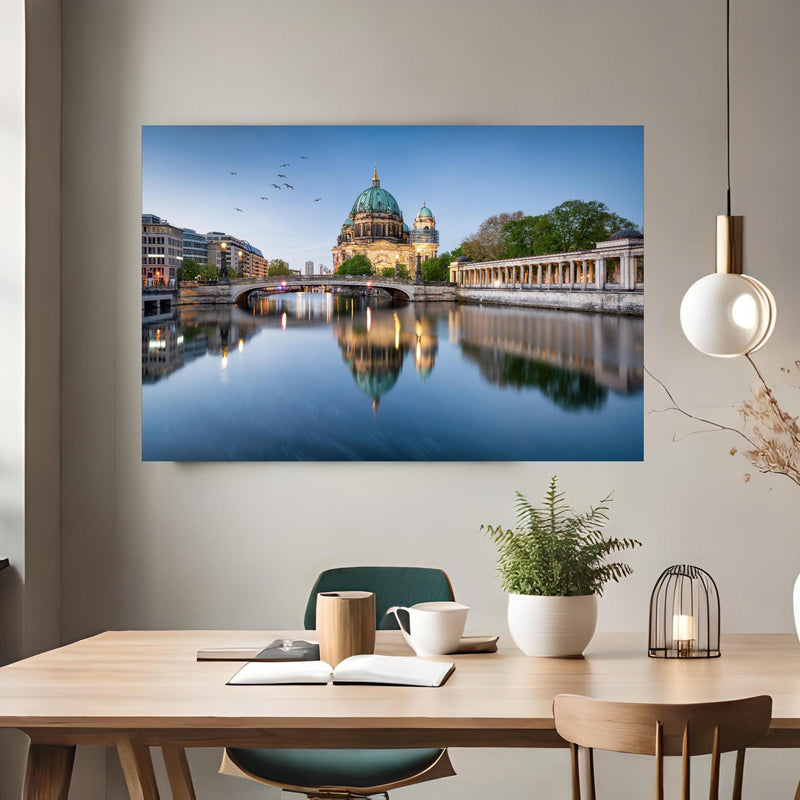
142,292,643,461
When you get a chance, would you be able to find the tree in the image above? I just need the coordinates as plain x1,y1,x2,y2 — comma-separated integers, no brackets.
178,257,199,281
546,200,637,253
338,254,374,275
460,211,524,262
268,259,292,277
421,251,454,282
178,257,219,281
378,265,411,278
502,215,560,258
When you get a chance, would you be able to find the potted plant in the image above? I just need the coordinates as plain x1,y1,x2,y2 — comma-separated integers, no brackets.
482,477,641,657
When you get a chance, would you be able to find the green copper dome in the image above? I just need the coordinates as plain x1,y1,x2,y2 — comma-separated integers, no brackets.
417,204,433,218
402,223,409,232
343,218,353,227
350,167,401,217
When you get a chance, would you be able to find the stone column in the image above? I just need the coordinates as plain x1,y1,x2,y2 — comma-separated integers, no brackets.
536,263,542,286
581,261,587,288
568,261,575,289
621,253,632,290
595,257,605,290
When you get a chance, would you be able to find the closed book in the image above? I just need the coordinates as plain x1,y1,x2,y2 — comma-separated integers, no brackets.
197,640,320,662
227,654,455,687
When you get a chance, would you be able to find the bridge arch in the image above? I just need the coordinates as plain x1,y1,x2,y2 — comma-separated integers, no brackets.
230,277,414,306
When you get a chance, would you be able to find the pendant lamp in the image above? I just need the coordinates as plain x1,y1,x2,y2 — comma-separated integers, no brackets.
679,0,776,357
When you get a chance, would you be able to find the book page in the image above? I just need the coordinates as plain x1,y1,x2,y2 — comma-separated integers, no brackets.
227,660,333,685
332,655,455,687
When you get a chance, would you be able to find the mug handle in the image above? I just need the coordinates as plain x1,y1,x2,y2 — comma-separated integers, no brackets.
386,606,411,635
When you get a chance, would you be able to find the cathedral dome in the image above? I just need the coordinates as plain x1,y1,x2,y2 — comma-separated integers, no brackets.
417,204,433,218
350,166,401,217
609,228,642,240
343,218,353,227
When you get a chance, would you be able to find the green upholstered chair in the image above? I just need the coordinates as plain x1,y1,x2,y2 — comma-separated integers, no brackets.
221,566,457,799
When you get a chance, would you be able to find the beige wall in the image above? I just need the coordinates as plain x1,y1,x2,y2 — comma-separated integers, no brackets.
20,0,799,796
1,0,65,796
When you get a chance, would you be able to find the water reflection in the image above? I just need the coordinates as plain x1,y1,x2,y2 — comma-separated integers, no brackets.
460,345,608,411
142,311,261,383
332,302,438,413
142,292,643,461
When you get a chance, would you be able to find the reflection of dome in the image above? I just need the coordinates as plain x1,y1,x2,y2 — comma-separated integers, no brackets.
350,167,401,217
417,205,433,218
353,369,400,400
609,228,642,240
343,218,353,227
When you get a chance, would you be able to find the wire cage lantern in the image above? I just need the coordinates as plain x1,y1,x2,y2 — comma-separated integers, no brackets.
648,565,720,659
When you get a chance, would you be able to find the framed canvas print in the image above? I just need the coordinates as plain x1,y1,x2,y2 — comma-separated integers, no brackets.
141,125,643,461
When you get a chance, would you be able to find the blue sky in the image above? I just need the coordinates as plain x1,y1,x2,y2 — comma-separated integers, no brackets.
142,125,643,271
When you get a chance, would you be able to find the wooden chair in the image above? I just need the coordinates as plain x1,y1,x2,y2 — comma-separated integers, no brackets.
553,694,772,800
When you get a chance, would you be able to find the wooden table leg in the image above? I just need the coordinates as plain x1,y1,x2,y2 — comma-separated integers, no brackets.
162,746,196,800
116,735,160,800
23,744,75,800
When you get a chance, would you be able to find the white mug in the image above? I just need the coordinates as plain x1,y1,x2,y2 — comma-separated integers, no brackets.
387,601,469,656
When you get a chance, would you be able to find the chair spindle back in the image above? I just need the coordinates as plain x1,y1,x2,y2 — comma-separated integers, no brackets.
553,694,772,800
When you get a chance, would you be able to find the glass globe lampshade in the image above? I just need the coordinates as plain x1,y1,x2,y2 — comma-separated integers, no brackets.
679,216,776,357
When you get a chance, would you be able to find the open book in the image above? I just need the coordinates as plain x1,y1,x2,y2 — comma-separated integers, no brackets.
227,654,455,687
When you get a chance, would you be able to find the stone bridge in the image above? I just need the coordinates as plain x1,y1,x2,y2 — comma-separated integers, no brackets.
176,275,458,306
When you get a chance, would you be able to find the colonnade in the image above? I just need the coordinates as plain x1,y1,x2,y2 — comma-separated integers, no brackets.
451,248,643,292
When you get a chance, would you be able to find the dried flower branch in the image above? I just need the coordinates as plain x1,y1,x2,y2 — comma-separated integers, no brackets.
647,357,800,489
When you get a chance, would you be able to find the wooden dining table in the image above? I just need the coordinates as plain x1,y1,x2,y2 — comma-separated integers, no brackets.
2,630,800,799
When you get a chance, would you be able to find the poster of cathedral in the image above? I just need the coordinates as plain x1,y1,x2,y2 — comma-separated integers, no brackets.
142,126,644,461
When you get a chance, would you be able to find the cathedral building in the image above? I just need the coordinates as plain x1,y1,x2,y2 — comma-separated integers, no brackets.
332,166,439,274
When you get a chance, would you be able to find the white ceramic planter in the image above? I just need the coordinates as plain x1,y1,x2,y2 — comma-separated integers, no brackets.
507,593,598,657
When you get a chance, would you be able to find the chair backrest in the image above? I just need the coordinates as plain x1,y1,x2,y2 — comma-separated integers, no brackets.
553,694,772,800
303,566,455,630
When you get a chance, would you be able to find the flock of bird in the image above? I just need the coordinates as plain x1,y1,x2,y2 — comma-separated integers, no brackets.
228,156,322,213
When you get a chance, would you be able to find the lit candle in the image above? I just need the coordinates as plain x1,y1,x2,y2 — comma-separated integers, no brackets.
672,614,694,641
672,614,695,656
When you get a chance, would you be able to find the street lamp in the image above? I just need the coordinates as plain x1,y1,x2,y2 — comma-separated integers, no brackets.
394,256,399,280
415,248,422,285
219,241,229,282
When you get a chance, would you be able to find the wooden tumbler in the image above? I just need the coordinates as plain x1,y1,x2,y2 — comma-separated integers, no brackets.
316,591,376,668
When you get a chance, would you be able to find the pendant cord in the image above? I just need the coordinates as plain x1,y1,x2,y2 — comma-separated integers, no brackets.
726,0,731,216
